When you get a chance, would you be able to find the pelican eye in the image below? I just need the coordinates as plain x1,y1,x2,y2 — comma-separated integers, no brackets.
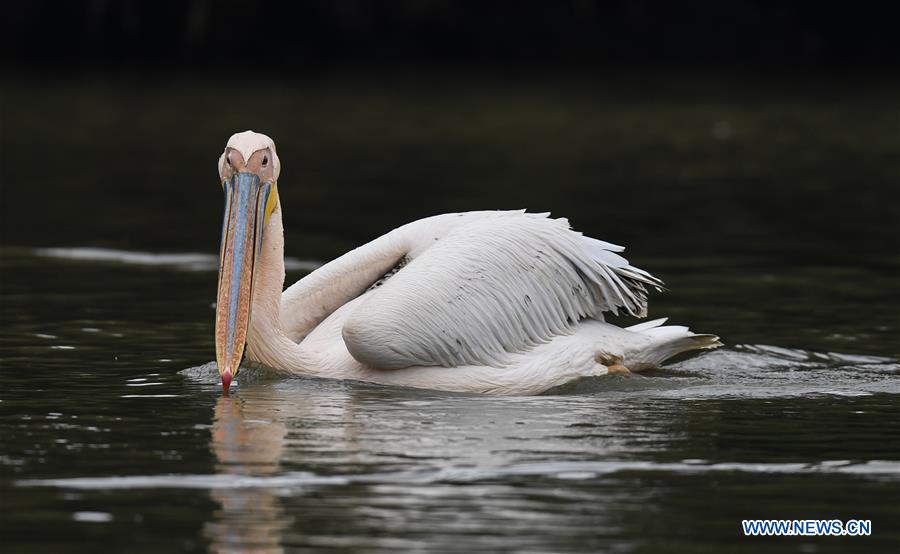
262,155,269,166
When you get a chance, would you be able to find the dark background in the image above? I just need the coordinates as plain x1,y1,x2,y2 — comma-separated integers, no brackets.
1,0,898,263
5,1,900,71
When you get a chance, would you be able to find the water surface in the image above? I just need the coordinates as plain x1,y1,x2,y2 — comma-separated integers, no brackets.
2,248,898,553
1,81,899,552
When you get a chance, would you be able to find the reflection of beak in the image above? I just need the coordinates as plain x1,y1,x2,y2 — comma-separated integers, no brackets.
215,172,275,393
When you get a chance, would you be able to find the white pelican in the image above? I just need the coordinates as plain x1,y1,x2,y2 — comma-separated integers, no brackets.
214,131,720,395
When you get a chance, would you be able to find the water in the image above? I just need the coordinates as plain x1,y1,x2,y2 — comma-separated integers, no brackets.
2,79,900,552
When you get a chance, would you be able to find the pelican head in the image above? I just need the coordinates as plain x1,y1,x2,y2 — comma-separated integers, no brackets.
215,131,280,393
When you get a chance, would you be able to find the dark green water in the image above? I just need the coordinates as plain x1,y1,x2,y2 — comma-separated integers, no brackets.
1,79,899,552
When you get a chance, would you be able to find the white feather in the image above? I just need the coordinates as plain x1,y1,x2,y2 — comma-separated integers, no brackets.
241,208,716,395
341,212,662,369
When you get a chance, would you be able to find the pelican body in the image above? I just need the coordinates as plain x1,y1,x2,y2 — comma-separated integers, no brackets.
214,131,719,395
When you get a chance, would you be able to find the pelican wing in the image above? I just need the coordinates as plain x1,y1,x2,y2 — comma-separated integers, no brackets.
340,212,662,369
280,211,509,341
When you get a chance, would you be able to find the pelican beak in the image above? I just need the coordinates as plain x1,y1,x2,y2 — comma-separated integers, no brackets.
215,172,277,393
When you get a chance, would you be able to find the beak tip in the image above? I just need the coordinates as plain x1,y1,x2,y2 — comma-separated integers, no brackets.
221,370,233,394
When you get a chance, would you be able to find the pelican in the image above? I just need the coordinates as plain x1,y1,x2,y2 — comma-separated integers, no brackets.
214,131,720,395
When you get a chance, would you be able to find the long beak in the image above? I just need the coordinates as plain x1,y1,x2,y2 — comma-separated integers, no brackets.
215,172,274,393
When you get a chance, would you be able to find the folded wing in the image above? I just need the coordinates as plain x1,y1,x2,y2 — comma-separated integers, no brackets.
341,212,662,369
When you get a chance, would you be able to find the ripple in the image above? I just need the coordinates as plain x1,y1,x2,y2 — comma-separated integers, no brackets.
17,459,900,491
178,345,900,399
34,247,320,272
179,361,291,385
734,344,894,366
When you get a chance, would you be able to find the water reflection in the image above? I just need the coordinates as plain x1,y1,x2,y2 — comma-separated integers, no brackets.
206,391,290,554
199,380,645,552
7,361,898,553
